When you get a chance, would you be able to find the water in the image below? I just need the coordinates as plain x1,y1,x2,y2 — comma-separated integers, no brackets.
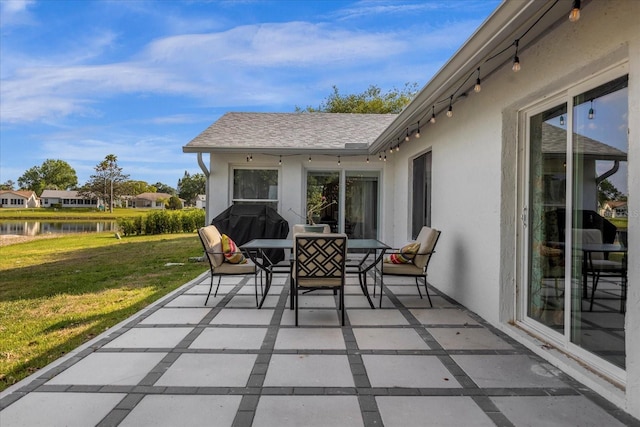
0,220,118,236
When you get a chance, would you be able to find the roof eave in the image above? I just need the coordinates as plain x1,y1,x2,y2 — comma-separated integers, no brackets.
370,0,563,153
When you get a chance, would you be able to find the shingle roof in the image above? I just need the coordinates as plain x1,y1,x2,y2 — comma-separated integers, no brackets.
542,123,627,161
183,112,397,154
0,190,36,198
40,190,81,198
135,192,173,201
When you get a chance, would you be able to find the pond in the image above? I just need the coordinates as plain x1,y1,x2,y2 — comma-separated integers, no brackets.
0,220,119,236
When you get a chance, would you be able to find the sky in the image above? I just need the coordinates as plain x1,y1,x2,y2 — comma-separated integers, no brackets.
0,0,501,190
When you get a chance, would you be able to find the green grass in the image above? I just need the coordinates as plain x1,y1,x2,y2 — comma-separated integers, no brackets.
0,233,207,391
0,207,151,220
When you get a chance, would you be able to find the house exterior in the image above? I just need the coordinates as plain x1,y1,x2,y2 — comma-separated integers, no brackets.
0,190,39,208
195,194,206,209
40,190,100,208
132,192,172,209
601,200,628,219
184,0,639,418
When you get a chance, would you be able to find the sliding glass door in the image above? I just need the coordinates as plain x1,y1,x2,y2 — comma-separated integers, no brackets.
306,170,380,238
522,70,629,374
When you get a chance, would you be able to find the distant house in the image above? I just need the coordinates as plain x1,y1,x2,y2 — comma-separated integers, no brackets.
601,200,628,218
132,192,172,209
40,190,100,208
0,190,39,208
195,194,206,209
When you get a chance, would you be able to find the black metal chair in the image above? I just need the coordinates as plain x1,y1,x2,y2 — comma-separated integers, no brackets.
293,233,348,326
378,226,441,308
197,225,258,306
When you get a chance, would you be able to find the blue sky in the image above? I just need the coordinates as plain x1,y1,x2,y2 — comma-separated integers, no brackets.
1,0,500,190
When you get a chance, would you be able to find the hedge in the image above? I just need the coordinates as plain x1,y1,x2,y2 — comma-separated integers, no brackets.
117,209,205,236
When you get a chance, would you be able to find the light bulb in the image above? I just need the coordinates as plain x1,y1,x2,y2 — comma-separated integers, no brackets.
337,156,341,165
278,156,282,165
308,156,311,163
512,56,520,72
560,115,565,126
474,77,481,93
366,157,369,163
569,0,581,22
447,105,453,118
396,145,400,152
588,100,594,119
415,122,421,138
430,114,436,124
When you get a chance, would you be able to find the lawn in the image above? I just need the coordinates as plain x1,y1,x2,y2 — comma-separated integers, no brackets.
0,232,206,391
0,207,150,220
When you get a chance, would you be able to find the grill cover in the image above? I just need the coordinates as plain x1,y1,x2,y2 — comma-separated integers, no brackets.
211,204,290,264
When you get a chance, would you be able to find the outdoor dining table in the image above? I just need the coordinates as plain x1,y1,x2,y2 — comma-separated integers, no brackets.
240,238,390,309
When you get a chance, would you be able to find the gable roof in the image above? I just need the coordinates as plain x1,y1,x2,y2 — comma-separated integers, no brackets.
0,190,36,199
184,112,397,155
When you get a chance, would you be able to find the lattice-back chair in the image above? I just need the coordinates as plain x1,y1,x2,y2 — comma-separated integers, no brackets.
293,233,348,326
198,225,257,306
379,226,441,308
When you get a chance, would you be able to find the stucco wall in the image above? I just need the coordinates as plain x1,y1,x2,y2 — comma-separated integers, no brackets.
383,0,638,415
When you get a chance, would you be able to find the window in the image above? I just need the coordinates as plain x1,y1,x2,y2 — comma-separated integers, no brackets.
232,168,278,209
412,151,432,238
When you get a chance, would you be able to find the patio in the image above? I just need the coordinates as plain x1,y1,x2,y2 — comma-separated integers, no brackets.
1,271,636,426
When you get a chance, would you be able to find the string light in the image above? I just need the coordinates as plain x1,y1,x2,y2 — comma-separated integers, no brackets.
246,155,250,162
366,156,370,163
383,151,387,162
447,96,453,118
337,156,341,165
512,39,521,72
569,0,580,22
588,99,594,119
379,152,382,161
308,156,312,163
415,121,421,138
430,106,436,124
405,128,410,142
278,155,282,165
474,67,482,93
396,144,400,152
560,115,565,126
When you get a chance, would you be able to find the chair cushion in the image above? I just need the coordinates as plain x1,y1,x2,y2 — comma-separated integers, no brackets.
215,258,256,274
413,227,440,269
382,262,424,275
384,242,420,264
221,234,247,264
199,225,224,267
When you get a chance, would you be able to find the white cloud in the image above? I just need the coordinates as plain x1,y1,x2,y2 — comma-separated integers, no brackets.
0,0,36,27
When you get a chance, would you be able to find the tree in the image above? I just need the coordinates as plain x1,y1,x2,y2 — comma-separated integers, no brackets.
121,180,156,196
177,172,205,206
598,179,623,205
1,180,15,190
152,182,176,195
78,154,129,213
17,159,78,196
297,83,419,114
166,195,183,210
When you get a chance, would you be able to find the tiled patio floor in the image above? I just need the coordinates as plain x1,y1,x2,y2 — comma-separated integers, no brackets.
1,272,638,426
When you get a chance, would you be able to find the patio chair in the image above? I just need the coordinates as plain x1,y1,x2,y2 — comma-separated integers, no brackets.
293,232,348,326
378,226,441,308
578,228,627,312
197,225,258,306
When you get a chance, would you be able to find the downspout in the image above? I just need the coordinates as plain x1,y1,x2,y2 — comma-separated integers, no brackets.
197,152,211,225
595,160,620,186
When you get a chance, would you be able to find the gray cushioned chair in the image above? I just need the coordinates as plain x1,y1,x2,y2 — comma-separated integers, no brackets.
379,226,441,308
198,225,257,306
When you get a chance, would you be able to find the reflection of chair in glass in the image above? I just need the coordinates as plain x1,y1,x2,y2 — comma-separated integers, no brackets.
197,225,257,306
378,227,441,308
293,233,347,326
578,228,627,313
